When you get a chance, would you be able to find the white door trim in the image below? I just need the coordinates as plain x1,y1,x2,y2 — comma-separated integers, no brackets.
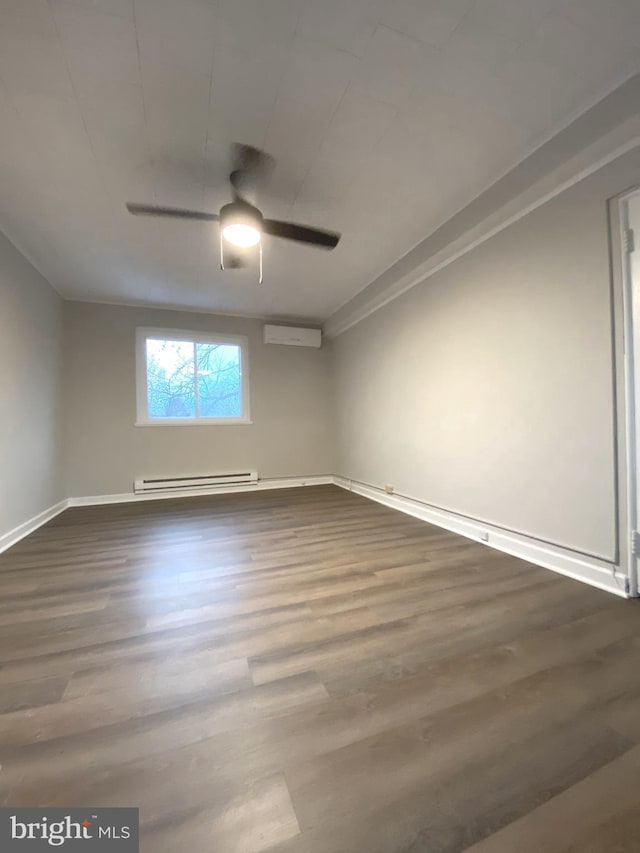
616,185,640,595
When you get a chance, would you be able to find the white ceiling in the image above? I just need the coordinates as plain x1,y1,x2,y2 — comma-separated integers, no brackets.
1,0,639,322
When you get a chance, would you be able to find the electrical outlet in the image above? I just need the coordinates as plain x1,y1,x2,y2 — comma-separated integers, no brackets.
384,484,395,495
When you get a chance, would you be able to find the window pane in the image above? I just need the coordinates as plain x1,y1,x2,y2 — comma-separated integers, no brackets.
146,339,196,419
196,342,242,418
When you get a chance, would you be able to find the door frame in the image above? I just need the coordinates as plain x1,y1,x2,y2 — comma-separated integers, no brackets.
613,184,640,596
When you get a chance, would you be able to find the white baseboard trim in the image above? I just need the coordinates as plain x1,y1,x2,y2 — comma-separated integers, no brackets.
332,477,630,598
66,475,334,507
0,500,68,555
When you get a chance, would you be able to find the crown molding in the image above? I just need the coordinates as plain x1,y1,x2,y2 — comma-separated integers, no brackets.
324,75,640,339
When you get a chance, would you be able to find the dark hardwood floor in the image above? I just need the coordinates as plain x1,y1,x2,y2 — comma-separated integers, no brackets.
1,484,639,852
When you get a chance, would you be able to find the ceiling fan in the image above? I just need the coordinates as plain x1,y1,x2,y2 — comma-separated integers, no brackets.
126,144,341,282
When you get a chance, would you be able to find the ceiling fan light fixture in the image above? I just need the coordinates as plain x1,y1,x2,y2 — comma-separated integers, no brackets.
220,202,263,248
222,223,261,247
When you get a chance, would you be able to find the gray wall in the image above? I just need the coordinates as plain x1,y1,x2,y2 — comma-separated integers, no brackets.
0,231,63,538
332,147,640,562
63,302,335,497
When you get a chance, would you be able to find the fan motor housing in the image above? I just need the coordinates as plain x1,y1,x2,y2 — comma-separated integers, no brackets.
220,201,264,234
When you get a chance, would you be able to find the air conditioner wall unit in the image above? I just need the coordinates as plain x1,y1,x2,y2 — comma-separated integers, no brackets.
263,324,322,348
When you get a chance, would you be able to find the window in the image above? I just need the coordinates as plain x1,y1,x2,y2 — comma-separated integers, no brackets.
135,328,250,425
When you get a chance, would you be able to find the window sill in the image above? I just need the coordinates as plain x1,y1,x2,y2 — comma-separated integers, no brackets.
135,419,253,427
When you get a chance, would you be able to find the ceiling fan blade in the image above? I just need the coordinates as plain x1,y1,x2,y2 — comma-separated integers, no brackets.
126,203,219,222
263,219,341,249
232,144,275,182
230,144,275,202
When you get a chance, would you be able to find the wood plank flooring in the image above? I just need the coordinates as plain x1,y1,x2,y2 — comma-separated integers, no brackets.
0,484,639,852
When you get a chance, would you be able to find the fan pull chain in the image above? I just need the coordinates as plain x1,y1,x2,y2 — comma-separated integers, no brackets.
219,230,263,285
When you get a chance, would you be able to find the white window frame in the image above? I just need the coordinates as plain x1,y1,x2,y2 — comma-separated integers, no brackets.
135,327,251,426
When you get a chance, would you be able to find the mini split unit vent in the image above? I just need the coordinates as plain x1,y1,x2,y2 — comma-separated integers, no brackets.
134,471,258,494
263,324,322,348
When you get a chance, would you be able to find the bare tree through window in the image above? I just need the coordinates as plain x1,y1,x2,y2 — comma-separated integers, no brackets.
146,338,242,419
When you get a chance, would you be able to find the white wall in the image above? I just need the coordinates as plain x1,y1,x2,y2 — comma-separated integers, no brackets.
332,146,640,564
0,231,64,540
62,302,335,497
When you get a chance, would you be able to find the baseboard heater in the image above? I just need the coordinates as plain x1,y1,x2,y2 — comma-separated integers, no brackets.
134,471,258,494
